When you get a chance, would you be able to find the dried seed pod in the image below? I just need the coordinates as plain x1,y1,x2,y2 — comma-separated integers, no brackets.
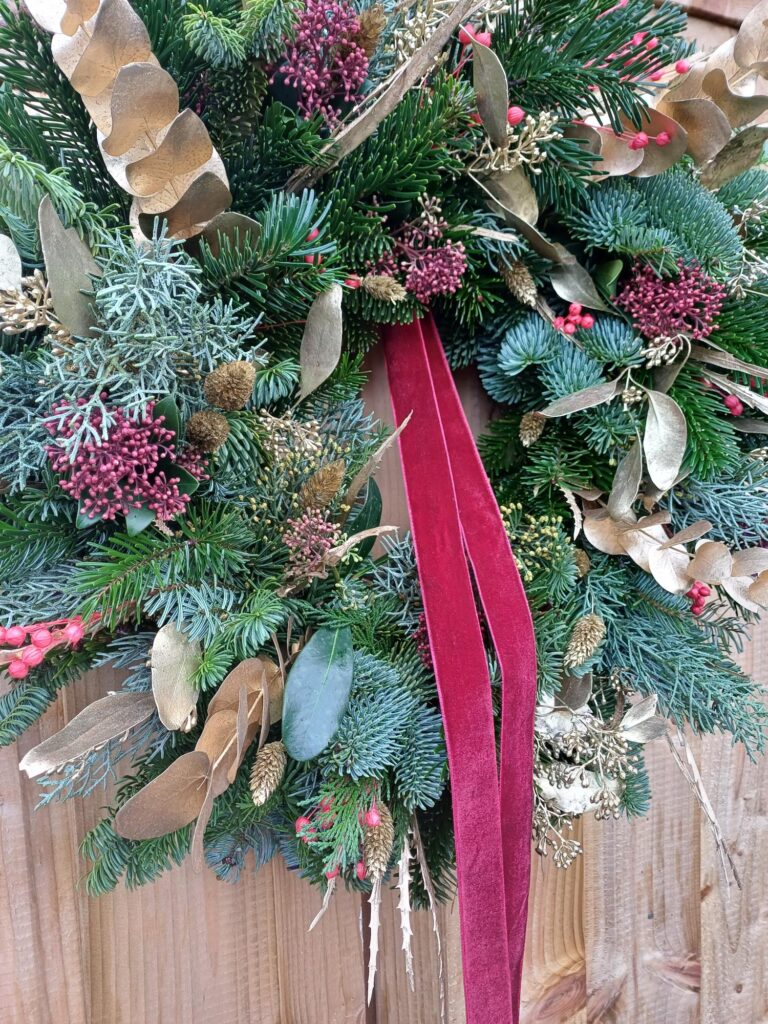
500,260,537,306
564,614,606,669
573,549,591,577
354,3,387,57
249,740,287,807
204,360,257,411
299,459,346,510
519,411,545,447
362,274,407,303
185,410,230,452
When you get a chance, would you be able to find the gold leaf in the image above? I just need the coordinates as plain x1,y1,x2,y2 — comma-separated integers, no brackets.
140,171,232,241
628,110,688,177
207,658,270,718
642,389,687,492
126,110,213,201
69,0,152,97
690,343,768,380
101,63,179,157
473,40,509,148
540,379,621,418
593,128,646,178
192,211,261,259
197,709,241,796
620,694,658,732
38,195,101,338
557,673,592,711
0,234,22,291
620,510,671,531
647,544,691,594
748,571,768,608
549,246,608,311
299,459,346,510
660,520,713,549
702,69,768,130
114,750,211,840
618,518,668,573
622,717,667,744
607,440,642,521
61,0,100,35
298,284,344,400
688,540,733,583
701,128,768,189
657,98,731,166
25,0,69,33
483,167,539,225
150,623,201,732
19,692,156,779
721,575,763,613
264,656,285,724
733,0,768,74
582,507,627,556
731,548,768,577
343,413,412,513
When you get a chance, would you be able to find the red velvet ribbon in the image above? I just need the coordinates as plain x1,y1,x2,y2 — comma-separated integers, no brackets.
383,315,537,1023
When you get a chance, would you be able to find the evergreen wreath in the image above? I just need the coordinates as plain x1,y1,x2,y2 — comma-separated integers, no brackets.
3,0,768,999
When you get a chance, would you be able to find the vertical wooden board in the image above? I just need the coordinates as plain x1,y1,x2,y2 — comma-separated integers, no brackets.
700,626,768,1024
582,741,701,1023
521,824,586,1023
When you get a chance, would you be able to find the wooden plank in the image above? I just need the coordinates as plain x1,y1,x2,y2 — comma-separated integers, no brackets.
700,627,768,1024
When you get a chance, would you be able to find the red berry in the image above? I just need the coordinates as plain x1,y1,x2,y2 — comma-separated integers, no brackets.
552,316,566,330
458,24,476,45
646,37,659,50
568,303,583,316
675,59,691,74
344,276,361,289
475,31,492,47
732,400,744,417
655,131,671,147
6,626,26,647
649,70,663,81
22,646,45,667
31,628,53,650
306,228,320,242
63,621,85,644
580,314,595,329
632,31,647,46
355,860,367,880
507,106,525,126
691,605,704,617
295,816,311,834
724,394,741,411
364,807,381,827
319,796,333,811
698,585,711,597
470,110,483,124
563,321,577,336
8,659,28,680
569,315,584,328
325,867,340,880
304,253,323,265
629,132,649,150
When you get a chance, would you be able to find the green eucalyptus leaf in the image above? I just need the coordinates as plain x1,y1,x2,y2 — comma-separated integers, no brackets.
346,478,383,557
76,503,105,530
594,259,624,298
282,627,354,761
154,396,180,438
125,506,156,536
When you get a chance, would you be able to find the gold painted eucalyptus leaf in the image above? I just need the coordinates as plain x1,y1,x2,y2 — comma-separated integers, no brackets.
299,283,344,400
150,623,201,731
607,440,642,521
126,109,213,200
658,98,731,166
472,40,510,148
582,508,627,556
61,0,100,35
701,127,768,189
733,0,768,75
540,378,622,418
548,248,609,311
0,234,22,291
482,167,539,225
660,520,713,549
114,750,211,840
101,63,179,157
38,195,101,338
731,547,768,577
341,413,411,518
139,171,232,241
688,540,733,583
702,69,768,130
68,0,152,96
721,575,763,614
642,389,687,492
647,544,691,595
19,691,156,779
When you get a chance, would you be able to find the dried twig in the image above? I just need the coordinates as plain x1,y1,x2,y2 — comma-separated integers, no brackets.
398,833,415,991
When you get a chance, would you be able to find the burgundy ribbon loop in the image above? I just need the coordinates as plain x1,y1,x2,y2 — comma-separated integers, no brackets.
383,315,537,1023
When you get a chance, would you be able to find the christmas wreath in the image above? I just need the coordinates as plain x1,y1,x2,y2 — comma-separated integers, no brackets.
2,0,768,1017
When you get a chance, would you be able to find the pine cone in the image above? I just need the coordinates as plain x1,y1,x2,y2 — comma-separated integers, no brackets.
573,549,591,577
185,410,230,452
354,3,386,56
364,802,395,881
250,740,287,806
362,275,407,303
299,459,346,509
204,361,257,411
564,614,606,669
519,412,545,447
500,261,537,307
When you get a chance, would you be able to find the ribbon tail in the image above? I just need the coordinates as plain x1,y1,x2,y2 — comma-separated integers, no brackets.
383,318,515,1024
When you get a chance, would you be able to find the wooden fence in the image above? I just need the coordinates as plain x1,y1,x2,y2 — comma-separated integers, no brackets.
1,5,766,1023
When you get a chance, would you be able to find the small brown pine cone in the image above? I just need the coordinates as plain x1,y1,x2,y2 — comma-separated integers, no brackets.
250,741,287,807
299,459,346,509
362,275,407,303
204,360,257,411
363,803,395,881
564,614,606,669
185,410,230,452
519,412,545,447
500,260,537,307
354,3,386,56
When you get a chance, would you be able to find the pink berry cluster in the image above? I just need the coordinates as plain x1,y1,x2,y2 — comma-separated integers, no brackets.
282,509,340,578
0,616,88,680
553,303,595,336
413,612,433,669
376,196,468,305
46,400,207,524
277,0,368,125
616,260,726,343
686,580,711,617
723,393,745,417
